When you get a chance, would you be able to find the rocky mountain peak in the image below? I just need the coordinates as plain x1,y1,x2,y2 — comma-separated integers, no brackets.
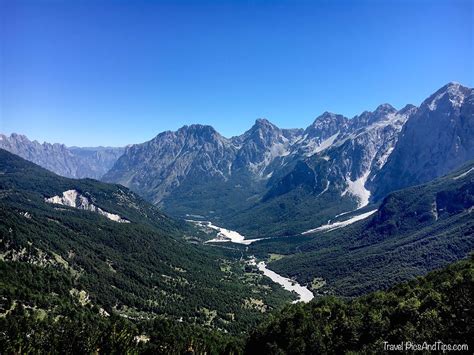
371,82,473,201
312,111,346,124
374,103,397,116
9,133,28,141
423,82,471,111
241,118,284,145
165,124,229,148
249,118,281,136
398,104,417,116
178,124,220,136
351,103,398,129
254,117,275,127
304,112,348,139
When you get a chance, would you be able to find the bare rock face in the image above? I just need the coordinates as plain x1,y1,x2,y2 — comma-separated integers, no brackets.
103,125,238,203
45,189,130,223
0,133,124,179
371,83,474,201
297,112,349,157
103,99,417,212
266,103,415,208
231,119,300,177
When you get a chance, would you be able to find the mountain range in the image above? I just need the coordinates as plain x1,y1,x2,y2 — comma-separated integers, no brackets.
1,82,473,353
2,83,472,238
103,82,472,236
0,133,125,179
1,148,472,353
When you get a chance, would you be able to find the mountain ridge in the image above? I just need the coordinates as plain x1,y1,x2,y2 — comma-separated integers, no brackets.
3,82,473,238
0,133,125,179
102,82,473,237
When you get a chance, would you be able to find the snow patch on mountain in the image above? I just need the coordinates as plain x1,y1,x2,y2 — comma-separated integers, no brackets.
302,133,339,156
302,209,377,234
376,146,395,170
45,190,130,223
317,181,330,197
342,170,371,208
453,167,474,180
189,220,263,245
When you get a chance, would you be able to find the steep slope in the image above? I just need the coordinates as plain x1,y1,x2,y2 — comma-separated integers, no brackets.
103,120,302,218
103,105,414,237
225,103,415,236
0,133,124,179
297,112,349,157
103,124,237,204
371,82,474,200
231,118,301,177
262,161,474,296
0,149,292,334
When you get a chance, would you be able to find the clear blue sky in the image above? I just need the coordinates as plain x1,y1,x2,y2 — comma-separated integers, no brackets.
1,0,472,147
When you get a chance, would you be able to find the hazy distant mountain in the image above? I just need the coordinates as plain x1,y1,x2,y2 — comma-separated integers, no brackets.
0,133,125,179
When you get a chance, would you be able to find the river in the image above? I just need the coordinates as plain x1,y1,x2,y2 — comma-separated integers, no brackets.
189,219,314,303
249,258,314,303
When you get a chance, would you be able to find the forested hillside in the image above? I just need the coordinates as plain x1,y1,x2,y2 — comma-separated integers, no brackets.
3,252,472,353
0,149,292,344
251,161,474,297
246,256,474,354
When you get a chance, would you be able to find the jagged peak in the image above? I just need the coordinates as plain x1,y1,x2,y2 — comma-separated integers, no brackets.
354,102,398,123
253,118,279,130
398,104,417,116
302,112,348,141
231,118,287,149
374,103,397,114
311,111,347,125
150,124,224,145
437,82,471,97
1,133,67,148
178,123,218,132
319,111,343,119
444,81,464,89
8,132,30,141
423,82,471,111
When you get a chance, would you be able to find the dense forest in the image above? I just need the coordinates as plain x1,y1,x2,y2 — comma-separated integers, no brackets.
1,260,242,354
246,255,474,354
2,255,472,353
0,149,292,339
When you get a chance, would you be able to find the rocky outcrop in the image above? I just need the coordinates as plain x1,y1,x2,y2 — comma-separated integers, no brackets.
45,189,130,223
